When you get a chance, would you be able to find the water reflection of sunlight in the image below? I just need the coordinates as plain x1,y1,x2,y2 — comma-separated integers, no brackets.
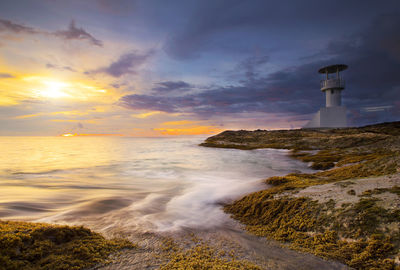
0,137,123,174
61,133,76,137
0,137,312,232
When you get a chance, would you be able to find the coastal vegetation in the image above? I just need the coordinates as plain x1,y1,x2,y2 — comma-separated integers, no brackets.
0,220,136,270
202,121,400,269
160,238,262,270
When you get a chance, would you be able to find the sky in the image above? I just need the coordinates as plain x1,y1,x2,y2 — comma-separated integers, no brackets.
0,0,399,136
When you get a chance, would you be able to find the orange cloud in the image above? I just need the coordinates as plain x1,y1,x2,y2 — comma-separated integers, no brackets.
154,125,222,136
131,111,162,118
131,111,184,119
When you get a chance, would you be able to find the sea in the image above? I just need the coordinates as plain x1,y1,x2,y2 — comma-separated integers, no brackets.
0,136,311,233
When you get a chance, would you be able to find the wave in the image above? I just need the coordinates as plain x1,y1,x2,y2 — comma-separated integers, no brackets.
0,137,311,233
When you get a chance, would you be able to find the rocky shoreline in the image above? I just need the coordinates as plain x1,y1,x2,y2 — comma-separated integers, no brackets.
202,121,400,269
2,121,399,269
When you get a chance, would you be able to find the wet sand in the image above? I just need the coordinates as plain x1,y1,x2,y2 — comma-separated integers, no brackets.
97,218,348,270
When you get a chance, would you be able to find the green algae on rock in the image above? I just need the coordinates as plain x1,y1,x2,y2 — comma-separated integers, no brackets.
0,220,136,270
225,195,399,269
202,121,400,270
160,238,262,270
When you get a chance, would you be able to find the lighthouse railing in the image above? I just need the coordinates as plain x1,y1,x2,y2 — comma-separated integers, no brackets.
320,77,345,90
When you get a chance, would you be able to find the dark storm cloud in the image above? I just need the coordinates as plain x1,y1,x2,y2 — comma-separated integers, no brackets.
121,12,400,125
0,18,102,47
164,0,399,60
323,13,400,125
119,73,318,118
164,0,273,59
236,55,269,82
119,54,322,117
152,81,193,93
54,20,102,47
0,72,14,78
87,50,154,77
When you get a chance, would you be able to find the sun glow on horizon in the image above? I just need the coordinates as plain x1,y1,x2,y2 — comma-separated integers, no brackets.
60,133,123,137
61,133,76,137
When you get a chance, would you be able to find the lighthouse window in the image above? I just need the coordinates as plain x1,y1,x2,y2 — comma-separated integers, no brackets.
331,90,334,94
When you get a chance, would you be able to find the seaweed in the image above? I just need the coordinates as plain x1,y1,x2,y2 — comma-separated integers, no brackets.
159,239,262,270
0,220,136,270
225,197,399,269
203,121,400,269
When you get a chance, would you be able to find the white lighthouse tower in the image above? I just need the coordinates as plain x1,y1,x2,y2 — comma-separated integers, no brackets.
304,64,348,128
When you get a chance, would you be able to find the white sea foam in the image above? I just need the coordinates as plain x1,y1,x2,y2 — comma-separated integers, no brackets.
0,136,312,232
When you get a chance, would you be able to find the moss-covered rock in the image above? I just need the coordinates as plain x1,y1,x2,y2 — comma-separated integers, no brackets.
202,121,400,269
0,220,136,270
160,239,262,270
225,196,399,270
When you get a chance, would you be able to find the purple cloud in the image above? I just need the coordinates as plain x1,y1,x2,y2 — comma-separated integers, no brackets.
120,94,179,113
119,82,310,117
46,63,76,72
0,72,14,78
87,50,154,77
152,81,193,93
54,20,102,47
164,1,399,60
120,13,400,126
0,18,102,47
0,18,38,34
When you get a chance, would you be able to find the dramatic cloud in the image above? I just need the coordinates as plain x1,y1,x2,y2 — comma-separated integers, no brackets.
87,50,154,77
152,81,193,93
0,73,14,78
1,1,399,135
0,18,102,47
330,13,400,125
119,77,316,118
54,20,102,47
119,52,320,118
163,0,397,59
122,13,400,126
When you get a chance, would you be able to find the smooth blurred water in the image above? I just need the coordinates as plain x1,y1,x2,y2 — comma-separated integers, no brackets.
0,136,311,232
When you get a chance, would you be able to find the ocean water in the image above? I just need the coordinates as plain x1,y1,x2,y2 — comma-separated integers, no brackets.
0,136,311,233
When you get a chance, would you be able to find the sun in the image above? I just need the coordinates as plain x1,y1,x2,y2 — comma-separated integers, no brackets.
40,80,70,98
22,76,108,100
23,76,71,99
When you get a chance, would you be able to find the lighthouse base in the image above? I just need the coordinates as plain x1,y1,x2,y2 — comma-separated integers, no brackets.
303,106,347,128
